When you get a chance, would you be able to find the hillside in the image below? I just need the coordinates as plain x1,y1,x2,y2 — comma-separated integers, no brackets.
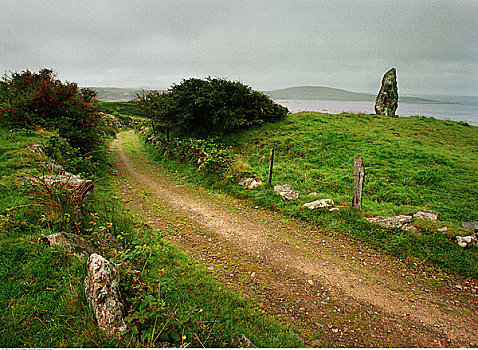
266,86,442,104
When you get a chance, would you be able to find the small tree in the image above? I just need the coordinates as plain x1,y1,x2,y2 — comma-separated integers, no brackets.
135,90,176,141
0,69,102,153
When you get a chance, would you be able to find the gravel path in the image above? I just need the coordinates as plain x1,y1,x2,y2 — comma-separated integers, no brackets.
111,130,478,347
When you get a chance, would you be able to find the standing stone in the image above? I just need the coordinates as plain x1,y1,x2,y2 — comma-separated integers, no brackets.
374,68,398,116
84,254,126,337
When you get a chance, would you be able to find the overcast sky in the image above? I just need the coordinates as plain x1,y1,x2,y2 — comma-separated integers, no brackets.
1,0,477,96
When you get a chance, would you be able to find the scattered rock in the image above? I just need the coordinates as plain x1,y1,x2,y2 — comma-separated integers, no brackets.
374,68,398,117
45,232,95,256
308,192,318,196
28,143,45,155
413,209,438,222
84,254,126,337
230,334,256,348
37,173,88,187
367,215,412,228
438,227,448,232
456,235,477,248
329,207,339,212
238,178,263,190
462,222,478,233
302,198,334,210
274,184,300,201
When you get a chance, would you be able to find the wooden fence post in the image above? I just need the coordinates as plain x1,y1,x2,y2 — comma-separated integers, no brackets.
352,157,365,211
268,149,275,185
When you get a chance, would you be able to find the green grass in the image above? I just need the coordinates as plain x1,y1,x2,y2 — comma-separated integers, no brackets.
143,112,478,279
0,126,303,347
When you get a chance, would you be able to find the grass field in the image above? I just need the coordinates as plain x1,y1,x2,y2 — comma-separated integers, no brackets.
144,112,478,279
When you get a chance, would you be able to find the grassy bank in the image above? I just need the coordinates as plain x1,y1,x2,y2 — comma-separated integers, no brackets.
0,127,303,347
143,112,478,279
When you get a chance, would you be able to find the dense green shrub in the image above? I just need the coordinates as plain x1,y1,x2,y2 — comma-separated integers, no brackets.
0,69,102,154
153,137,233,174
136,77,288,138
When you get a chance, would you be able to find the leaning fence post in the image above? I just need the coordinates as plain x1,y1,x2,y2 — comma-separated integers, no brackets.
268,149,275,185
352,157,365,211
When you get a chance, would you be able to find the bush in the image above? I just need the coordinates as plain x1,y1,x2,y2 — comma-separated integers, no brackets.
153,137,233,175
0,69,103,154
136,77,288,138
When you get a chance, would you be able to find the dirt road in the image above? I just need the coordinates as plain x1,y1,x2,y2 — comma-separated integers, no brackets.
111,130,478,347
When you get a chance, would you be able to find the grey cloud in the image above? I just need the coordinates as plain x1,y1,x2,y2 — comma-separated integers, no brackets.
1,0,477,95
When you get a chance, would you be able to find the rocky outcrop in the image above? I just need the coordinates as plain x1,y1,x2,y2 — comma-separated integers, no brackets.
374,68,398,117
84,254,126,337
302,198,334,210
274,184,300,201
45,232,95,256
413,209,438,222
230,334,256,348
238,178,263,189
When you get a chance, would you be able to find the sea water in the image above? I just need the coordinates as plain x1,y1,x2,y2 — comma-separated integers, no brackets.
274,99,478,127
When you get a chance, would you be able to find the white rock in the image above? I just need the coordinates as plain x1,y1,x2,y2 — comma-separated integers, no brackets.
302,198,335,210
413,209,438,222
238,178,263,189
456,235,477,248
366,215,412,228
274,184,300,200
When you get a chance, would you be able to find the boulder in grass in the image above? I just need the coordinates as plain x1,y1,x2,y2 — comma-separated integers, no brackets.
238,178,263,190
84,254,126,337
274,184,300,201
413,209,438,222
456,235,477,248
45,232,95,256
302,198,334,210
367,215,413,228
